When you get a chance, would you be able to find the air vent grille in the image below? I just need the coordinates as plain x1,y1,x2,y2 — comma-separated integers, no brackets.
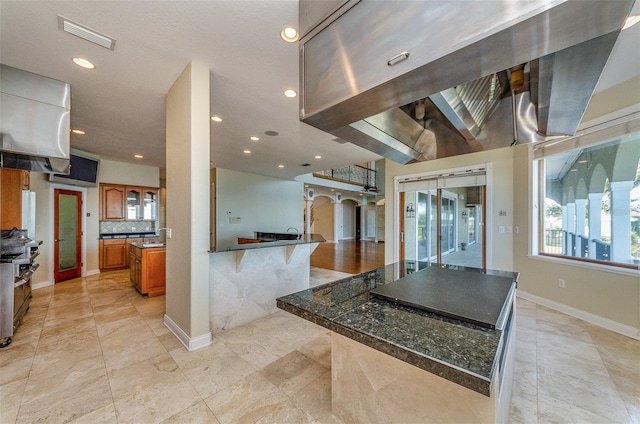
58,15,116,50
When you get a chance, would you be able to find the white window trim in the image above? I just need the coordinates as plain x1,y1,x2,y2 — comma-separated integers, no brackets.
529,108,640,274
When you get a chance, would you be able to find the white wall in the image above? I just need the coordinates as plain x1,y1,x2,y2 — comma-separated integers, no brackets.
215,168,304,247
312,195,335,242
342,199,356,239
99,159,160,188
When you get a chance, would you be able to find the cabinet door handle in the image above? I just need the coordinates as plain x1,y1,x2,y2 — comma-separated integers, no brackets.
387,52,410,66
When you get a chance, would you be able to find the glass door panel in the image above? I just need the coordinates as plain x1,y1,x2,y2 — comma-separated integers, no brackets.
127,188,141,220
417,192,428,260
59,194,78,271
143,190,157,220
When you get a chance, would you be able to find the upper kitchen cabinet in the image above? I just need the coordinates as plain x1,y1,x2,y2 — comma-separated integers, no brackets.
142,189,158,220
101,184,158,221
126,188,142,220
101,185,126,220
1,169,30,229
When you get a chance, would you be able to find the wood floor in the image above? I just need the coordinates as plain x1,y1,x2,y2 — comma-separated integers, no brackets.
310,240,385,274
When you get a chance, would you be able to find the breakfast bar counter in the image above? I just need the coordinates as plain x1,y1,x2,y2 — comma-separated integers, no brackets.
277,261,519,423
208,234,325,331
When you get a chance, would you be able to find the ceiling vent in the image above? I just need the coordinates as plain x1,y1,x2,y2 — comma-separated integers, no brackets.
58,15,116,50
300,163,311,167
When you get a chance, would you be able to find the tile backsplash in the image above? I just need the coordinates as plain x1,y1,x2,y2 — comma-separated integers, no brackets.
100,220,157,234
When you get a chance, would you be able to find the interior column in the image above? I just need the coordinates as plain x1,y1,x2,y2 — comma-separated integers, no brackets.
164,61,212,350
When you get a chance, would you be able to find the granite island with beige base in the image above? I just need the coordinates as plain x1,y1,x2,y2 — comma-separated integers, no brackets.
277,261,518,423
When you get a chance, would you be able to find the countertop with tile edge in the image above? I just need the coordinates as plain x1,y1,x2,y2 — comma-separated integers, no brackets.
276,261,519,396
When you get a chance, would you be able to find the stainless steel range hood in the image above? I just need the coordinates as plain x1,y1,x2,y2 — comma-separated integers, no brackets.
299,0,634,164
1,64,71,173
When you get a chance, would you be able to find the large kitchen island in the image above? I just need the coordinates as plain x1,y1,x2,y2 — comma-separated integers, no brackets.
277,261,518,424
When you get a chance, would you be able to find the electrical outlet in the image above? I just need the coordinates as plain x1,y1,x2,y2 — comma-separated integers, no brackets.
166,228,172,239
558,279,565,288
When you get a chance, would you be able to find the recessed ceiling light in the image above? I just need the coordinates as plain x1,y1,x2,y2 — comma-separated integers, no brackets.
284,89,297,98
578,159,588,163
211,116,222,122
70,129,85,135
134,154,143,159
280,27,299,42
72,57,95,69
623,15,640,30
359,194,363,196
314,155,322,159
250,136,260,141
243,149,251,154
570,168,577,172
330,189,335,192
278,164,285,168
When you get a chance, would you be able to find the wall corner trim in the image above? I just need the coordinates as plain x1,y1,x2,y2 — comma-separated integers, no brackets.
517,290,640,341
163,314,212,351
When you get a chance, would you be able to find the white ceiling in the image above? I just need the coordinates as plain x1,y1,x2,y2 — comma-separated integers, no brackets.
1,1,638,181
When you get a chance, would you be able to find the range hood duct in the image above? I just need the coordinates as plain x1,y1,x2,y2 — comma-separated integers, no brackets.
299,0,634,164
1,64,71,173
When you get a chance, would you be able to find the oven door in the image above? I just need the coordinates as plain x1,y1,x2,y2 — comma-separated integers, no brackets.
1,263,15,340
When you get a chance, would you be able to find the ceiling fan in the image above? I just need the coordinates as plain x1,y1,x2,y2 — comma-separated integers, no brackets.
361,183,380,193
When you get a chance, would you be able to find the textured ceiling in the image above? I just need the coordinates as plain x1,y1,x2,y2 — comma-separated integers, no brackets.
1,1,638,182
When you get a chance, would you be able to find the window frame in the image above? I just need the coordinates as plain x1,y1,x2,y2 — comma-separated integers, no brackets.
531,112,640,272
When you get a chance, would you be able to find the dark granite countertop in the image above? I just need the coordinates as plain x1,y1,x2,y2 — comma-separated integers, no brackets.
211,233,325,253
276,261,519,396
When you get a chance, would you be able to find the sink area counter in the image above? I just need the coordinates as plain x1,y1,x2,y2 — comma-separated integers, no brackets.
209,233,324,331
211,233,325,253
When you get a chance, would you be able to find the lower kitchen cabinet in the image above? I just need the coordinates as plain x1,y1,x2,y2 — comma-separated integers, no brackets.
130,245,166,297
99,239,127,269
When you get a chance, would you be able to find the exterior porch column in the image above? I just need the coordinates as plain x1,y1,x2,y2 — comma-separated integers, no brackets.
561,205,568,255
609,181,634,263
574,198,586,258
587,193,603,259
566,202,576,256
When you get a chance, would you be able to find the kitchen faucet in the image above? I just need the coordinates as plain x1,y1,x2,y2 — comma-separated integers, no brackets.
286,227,300,240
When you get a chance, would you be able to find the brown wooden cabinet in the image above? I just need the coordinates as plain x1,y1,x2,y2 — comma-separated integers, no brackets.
99,238,128,269
130,244,166,297
100,184,158,221
1,169,30,229
101,185,126,220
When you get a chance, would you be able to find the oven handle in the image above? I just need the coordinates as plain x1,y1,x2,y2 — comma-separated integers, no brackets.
15,263,39,288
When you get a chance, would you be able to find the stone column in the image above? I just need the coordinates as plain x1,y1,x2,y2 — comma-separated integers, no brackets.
609,181,634,263
574,199,586,258
587,193,603,259
305,199,312,236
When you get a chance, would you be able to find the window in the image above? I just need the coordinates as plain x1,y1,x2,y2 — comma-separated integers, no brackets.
535,126,640,269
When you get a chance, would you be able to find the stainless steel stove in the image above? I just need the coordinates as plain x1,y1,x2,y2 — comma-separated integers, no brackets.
1,228,41,347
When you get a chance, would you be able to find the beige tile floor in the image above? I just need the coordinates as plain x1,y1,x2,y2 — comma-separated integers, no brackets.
0,269,638,423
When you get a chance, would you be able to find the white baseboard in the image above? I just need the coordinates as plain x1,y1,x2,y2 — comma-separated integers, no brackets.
84,269,100,276
32,280,53,290
163,314,212,351
517,291,640,341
